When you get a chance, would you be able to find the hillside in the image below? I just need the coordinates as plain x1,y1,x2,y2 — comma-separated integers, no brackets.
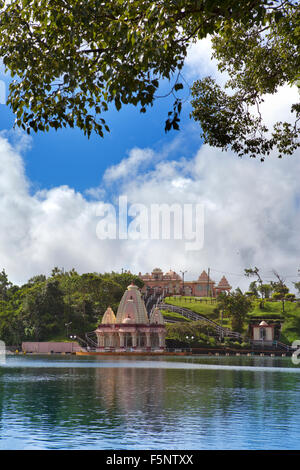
164,296,300,345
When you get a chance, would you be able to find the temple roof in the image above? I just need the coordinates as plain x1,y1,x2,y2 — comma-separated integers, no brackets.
150,307,165,325
164,270,181,280
121,299,138,321
217,276,231,288
101,307,116,324
116,284,149,324
198,271,212,282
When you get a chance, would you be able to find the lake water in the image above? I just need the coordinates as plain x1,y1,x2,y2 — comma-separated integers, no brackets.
0,354,300,450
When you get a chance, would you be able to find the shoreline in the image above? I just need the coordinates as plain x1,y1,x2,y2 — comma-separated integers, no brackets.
7,348,293,357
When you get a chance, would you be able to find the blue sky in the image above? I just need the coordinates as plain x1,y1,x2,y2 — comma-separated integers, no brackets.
0,61,198,194
0,37,300,291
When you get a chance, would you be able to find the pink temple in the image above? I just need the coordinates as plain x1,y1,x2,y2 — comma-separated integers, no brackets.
95,284,166,351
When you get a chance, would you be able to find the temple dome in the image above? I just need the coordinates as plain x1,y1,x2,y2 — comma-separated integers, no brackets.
101,307,116,324
164,270,181,280
127,283,139,291
116,284,149,324
150,308,165,325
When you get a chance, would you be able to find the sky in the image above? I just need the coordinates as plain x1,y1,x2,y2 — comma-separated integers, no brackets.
0,37,300,292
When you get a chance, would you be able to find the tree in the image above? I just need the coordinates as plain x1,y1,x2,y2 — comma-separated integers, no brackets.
0,268,145,344
248,281,259,297
0,0,298,159
244,267,265,307
294,281,300,297
285,293,296,301
27,274,47,285
190,2,300,160
166,321,217,347
258,283,273,299
271,270,289,313
21,279,65,340
51,266,65,277
0,268,12,301
217,290,253,333
107,272,144,291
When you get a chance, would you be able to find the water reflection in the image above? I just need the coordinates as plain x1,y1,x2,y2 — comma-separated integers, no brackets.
0,356,299,449
96,367,165,413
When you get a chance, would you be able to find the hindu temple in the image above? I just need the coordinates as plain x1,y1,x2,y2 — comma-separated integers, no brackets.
138,268,231,296
95,283,166,351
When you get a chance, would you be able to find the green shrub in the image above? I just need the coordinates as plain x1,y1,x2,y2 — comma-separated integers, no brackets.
208,337,217,347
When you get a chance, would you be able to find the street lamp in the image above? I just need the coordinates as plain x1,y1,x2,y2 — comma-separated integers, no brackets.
180,270,187,296
65,322,72,338
219,309,224,342
185,335,194,352
186,335,194,341
70,335,77,353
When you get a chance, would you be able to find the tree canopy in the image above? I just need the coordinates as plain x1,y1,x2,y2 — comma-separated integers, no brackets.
191,2,300,160
0,0,299,160
217,290,253,332
0,268,143,344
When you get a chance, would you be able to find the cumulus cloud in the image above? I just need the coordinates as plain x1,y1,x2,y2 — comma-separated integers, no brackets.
259,85,299,129
106,143,300,291
0,134,139,284
185,36,229,86
103,147,155,184
0,130,300,292
0,36,299,290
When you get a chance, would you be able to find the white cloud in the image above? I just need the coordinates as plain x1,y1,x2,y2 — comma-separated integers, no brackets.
259,85,299,129
184,36,229,86
106,142,300,291
103,147,155,184
0,8,298,295
84,186,106,200
1,116,300,292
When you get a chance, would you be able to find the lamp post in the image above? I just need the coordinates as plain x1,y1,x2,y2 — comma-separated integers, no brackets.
65,322,72,339
180,270,187,296
219,310,224,343
70,335,77,353
185,335,194,352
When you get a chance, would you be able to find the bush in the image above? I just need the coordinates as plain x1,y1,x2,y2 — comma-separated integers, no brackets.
223,338,243,349
208,337,217,347
285,294,295,301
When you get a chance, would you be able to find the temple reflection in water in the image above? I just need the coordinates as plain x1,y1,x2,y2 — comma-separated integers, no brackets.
95,366,165,414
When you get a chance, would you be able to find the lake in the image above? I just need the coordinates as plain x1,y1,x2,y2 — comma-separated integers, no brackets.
0,354,299,450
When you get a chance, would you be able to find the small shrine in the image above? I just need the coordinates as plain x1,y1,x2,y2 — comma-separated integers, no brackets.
250,319,282,343
95,283,166,351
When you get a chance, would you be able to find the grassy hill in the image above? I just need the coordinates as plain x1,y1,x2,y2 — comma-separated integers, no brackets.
164,296,300,345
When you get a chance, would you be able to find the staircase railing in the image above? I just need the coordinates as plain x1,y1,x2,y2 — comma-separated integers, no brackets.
84,331,98,349
157,302,242,339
